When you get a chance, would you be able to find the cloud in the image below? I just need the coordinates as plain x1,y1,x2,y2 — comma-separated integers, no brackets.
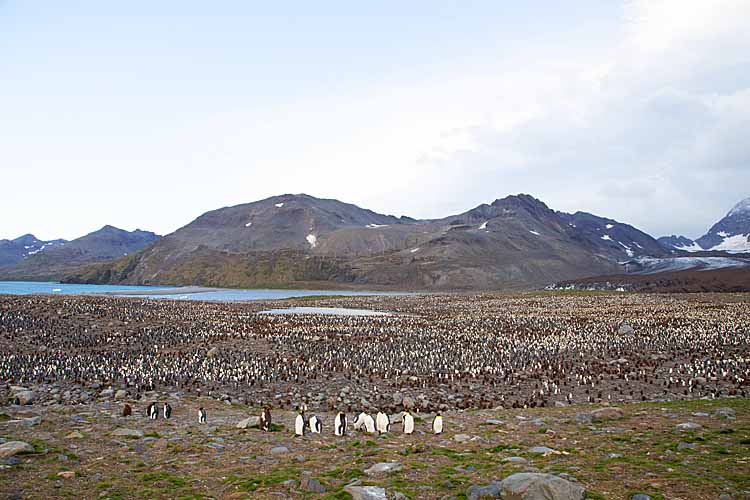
413,0,750,238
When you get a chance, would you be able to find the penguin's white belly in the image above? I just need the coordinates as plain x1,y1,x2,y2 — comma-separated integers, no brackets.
433,416,443,434
295,415,305,435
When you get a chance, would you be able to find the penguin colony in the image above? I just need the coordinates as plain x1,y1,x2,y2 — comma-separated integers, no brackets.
1,293,749,411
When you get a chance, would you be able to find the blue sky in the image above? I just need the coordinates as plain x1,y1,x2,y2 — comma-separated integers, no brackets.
1,0,748,240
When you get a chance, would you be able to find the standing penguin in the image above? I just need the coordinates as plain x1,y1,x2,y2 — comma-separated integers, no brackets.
261,407,272,432
354,412,376,433
309,415,322,434
147,402,158,420
163,402,172,419
403,410,414,435
432,412,443,434
375,411,390,435
295,408,306,437
334,412,347,437
198,407,207,424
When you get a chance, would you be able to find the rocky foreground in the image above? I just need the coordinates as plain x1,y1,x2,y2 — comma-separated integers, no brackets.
1,387,748,499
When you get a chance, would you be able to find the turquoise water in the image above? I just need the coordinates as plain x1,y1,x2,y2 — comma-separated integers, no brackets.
0,281,408,302
0,281,175,295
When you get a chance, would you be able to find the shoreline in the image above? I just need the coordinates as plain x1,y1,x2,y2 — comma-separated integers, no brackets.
101,286,221,296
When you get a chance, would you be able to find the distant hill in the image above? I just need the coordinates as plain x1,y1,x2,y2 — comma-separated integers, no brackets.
0,226,160,281
63,193,668,290
0,234,67,268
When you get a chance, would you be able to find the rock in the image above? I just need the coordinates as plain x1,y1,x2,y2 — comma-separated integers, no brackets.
100,388,114,398
111,428,144,438
65,431,84,439
57,471,76,479
454,434,472,443
503,457,528,464
676,422,702,431
364,461,402,476
270,446,290,454
402,396,416,409
24,416,41,427
677,442,697,451
575,413,593,425
13,390,36,405
392,393,404,406
236,416,260,429
618,322,634,334
114,389,128,400
500,473,585,500
390,413,403,424
527,446,558,455
392,493,408,500
591,407,623,421
554,401,567,407
0,441,34,458
713,407,736,419
282,479,298,489
466,482,502,499
485,419,504,425
630,494,652,500
301,478,327,493
1,456,21,466
344,485,388,500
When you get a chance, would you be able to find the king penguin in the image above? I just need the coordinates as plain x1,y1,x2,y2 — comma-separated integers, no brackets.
163,402,172,419
147,402,158,420
403,410,415,435
334,412,347,437
295,408,306,437
198,407,207,424
261,407,272,432
432,412,443,434
376,411,390,435
309,415,322,434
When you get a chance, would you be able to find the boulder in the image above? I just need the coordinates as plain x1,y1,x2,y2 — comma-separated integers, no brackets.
114,390,128,400
713,407,736,419
527,446,558,455
500,473,585,500
301,478,327,493
453,434,472,443
13,390,36,405
575,413,593,425
111,428,144,438
618,322,634,335
65,431,84,439
236,416,260,429
364,461,402,476
467,482,502,499
591,407,623,421
57,471,76,479
0,441,34,458
630,495,652,500
270,446,290,454
676,422,702,431
344,485,388,500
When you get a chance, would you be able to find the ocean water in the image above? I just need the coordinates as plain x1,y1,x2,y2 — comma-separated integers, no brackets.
0,281,408,302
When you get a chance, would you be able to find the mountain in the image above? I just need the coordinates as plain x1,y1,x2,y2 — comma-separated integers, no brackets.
63,193,667,290
657,197,750,254
656,235,701,253
695,197,750,252
0,226,160,280
0,235,68,268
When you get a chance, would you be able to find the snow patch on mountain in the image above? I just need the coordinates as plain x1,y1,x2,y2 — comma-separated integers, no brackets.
709,234,750,253
306,234,317,248
728,197,750,217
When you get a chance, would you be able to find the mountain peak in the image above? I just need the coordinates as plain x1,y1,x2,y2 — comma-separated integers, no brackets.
728,196,750,217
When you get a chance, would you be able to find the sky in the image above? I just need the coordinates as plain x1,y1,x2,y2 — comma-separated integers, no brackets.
1,0,749,241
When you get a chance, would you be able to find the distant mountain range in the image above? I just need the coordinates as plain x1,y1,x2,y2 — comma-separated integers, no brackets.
0,226,159,281
2,193,747,291
658,197,750,253
58,193,668,290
